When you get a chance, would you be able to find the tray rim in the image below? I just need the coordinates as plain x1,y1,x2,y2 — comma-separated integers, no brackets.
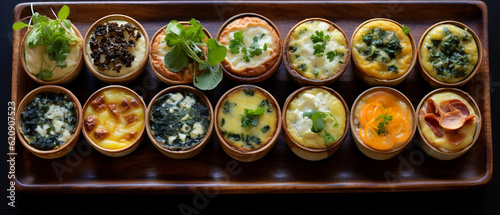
11,0,492,194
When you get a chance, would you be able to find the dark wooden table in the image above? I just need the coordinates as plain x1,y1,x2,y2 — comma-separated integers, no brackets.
2,0,499,214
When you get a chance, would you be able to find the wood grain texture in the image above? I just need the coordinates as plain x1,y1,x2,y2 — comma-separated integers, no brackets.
11,1,492,194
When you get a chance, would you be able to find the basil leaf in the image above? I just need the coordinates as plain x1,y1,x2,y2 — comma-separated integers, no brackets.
58,5,70,21
193,64,223,90
164,45,189,72
206,38,227,66
12,21,29,30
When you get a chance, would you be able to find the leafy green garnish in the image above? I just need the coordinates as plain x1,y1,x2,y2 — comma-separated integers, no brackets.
229,31,267,62
326,50,345,62
163,19,227,90
310,30,331,57
222,101,236,114
12,5,79,80
402,25,410,35
241,107,265,128
261,125,270,133
303,110,339,146
376,114,393,136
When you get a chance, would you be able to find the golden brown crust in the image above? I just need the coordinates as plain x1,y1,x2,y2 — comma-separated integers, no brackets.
218,17,280,77
150,29,207,83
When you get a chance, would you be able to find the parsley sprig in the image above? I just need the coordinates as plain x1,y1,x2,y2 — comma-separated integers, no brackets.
12,5,80,80
163,19,227,90
229,31,267,62
241,107,265,128
310,30,344,63
303,109,339,146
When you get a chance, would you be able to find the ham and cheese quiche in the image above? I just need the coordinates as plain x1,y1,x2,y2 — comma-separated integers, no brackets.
352,19,413,80
150,23,209,84
287,20,348,80
218,16,280,77
83,87,145,150
418,91,477,152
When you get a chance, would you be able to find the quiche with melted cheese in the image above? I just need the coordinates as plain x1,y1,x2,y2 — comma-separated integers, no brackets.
218,16,280,77
84,87,145,150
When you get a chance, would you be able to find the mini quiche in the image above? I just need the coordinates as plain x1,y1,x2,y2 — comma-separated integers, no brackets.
150,22,209,84
83,86,145,155
218,16,281,79
286,19,349,82
418,91,478,153
84,15,149,83
419,22,480,84
149,91,210,150
19,6,83,84
351,87,416,160
20,90,78,150
352,19,414,85
285,88,346,149
217,86,278,151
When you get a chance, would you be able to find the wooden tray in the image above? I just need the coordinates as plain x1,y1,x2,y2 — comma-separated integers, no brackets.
11,1,492,193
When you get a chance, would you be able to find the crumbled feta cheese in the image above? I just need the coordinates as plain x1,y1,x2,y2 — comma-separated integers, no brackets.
190,122,204,139
178,133,187,143
167,136,177,145
179,96,196,109
166,93,184,106
181,114,190,121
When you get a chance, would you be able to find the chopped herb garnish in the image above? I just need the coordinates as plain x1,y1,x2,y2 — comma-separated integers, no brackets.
303,109,339,146
299,64,307,71
310,30,331,57
387,65,398,73
402,25,410,35
229,30,267,62
222,101,236,114
261,125,270,133
376,114,393,136
358,28,403,63
240,107,265,128
326,50,345,62
243,89,254,96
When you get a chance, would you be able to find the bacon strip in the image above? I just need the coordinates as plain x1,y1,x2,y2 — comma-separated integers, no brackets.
425,99,440,117
424,114,443,137
448,101,470,117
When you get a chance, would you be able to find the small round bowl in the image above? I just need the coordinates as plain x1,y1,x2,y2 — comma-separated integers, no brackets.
214,85,281,162
417,21,483,88
216,13,283,83
149,22,212,85
350,18,417,86
21,23,84,85
146,85,214,159
350,86,417,160
82,85,146,157
283,18,351,86
416,88,481,160
16,85,83,159
282,86,350,161
83,14,149,84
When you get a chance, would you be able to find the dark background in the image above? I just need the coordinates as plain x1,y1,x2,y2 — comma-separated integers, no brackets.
1,0,498,214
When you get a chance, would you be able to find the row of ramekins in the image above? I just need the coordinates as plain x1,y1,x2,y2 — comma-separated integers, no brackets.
16,84,481,162
18,12,482,88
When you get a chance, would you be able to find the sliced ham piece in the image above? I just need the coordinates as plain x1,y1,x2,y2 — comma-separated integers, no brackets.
424,114,443,137
439,99,470,116
444,129,466,146
439,109,466,130
425,99,440,117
